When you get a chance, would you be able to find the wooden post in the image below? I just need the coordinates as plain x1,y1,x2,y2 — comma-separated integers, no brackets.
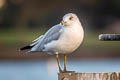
58,72,120,80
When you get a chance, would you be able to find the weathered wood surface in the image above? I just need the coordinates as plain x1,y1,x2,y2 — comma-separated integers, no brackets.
58,72,120,80
99,34,120,41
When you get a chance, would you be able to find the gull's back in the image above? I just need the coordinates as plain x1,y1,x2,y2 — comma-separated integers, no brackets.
28,24,64,53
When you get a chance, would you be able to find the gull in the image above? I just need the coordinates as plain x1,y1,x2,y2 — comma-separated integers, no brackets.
20,13,84,73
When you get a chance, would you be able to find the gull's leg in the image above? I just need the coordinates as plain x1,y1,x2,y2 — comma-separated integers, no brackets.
63,54,67,72
56,53,62,73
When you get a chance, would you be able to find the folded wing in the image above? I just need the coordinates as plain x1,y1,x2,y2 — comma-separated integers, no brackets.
28,24,63,53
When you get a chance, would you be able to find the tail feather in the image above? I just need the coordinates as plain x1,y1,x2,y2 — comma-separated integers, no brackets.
20,45,33,51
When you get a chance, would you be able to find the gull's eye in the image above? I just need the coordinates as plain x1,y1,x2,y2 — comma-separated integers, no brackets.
69,16,73,20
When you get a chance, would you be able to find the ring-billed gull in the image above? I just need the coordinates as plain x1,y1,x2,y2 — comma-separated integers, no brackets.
20,13,84,73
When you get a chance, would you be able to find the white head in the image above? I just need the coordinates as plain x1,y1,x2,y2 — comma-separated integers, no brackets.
61,13,80,26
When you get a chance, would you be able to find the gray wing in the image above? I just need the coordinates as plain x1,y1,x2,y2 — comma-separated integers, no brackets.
29,24,63,52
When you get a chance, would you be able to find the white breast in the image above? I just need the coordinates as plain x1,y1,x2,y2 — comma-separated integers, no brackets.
50,24,84,54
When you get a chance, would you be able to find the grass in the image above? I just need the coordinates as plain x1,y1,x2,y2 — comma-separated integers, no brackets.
0,28,46,44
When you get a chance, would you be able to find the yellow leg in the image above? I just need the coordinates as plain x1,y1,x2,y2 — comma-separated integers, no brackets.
64,54,67,72
56,54,62,73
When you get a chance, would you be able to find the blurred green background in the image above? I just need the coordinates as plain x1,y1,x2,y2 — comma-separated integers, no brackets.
0,0,120,59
